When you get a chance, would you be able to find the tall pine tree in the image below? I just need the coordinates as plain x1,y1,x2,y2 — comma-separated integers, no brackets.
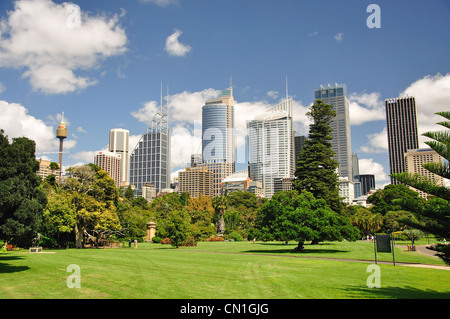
292,99,342,213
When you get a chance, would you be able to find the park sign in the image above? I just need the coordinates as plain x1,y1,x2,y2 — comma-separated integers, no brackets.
376,234,391,253
374,233,396,266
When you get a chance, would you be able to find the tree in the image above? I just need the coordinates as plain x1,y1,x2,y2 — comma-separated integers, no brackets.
255,191,359,251
212,195,228,234
0,130,47,247
349,206,383,237
61,164,122,248
157,210,192,248
292,100,342,213
391,111,450,264
367,184,424,216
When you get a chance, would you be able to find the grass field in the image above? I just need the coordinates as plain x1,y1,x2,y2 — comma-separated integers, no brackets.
1,240,449,299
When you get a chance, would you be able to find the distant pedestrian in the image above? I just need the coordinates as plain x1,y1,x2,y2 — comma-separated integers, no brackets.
444,238,447,245
134,239,138,249
253,238,256,244
128,238,132,248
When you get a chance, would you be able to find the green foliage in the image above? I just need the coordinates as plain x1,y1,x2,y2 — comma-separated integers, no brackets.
293,100,341,213
367,184,424,215
255,191,359,251
348,205,383,236
390,111,450,265
158,210,192,248
0,130,47,247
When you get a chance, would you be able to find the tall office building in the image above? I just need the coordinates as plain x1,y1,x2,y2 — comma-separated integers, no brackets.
247,99,294,198
109,128,129,185
352,152,360,181
314,84,352,179
94,151,122,188
129,89,170,194
355,174,375,195
202,86,236,172
405,148,445,198
385,97,419,184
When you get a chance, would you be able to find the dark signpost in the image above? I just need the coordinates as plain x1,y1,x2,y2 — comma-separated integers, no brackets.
374,232,396,266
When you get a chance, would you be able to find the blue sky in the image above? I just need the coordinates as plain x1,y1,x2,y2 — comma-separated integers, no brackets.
0,0,449,188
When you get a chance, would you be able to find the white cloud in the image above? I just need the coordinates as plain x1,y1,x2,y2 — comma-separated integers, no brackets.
359,158,389,188
334,32,344,42
77,126,87,134
131,88,221,125
267,91,279,99
359,127,388,154
0,0,127,94
0,99,76,153
164,29,192,57
140,0,178,7
399,73,450,147
348,92,385,125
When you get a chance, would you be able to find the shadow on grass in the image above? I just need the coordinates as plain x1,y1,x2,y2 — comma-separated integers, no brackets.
344,285,450,299
0,255,29,273
244,243,349,255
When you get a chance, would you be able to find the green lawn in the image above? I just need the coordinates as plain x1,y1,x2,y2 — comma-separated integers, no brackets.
1,240,449,299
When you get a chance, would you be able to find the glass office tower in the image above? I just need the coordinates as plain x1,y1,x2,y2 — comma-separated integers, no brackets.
314,83,352,179
247,99,294,198
130,91,170,194
202,87,236,172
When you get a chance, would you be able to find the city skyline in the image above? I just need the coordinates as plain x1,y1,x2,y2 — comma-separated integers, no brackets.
0,0,449,190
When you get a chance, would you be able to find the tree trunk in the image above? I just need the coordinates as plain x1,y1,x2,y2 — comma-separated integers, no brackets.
75,223,84,249
295,241,304,252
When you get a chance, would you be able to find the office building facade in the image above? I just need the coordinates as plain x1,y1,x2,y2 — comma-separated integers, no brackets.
247,99,294,198
109,128,129,185
202,87,236,172
314,84,352,178
355,174,375,195
130,90,170,194
94,151,122,188
178,166,213,197
385,97,419,184
405,148,445,198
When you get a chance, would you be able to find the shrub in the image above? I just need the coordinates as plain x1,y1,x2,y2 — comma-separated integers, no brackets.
151,236,161,243
182,236,197,247
207,236,224,242
161,237,171,245
228,231,244,242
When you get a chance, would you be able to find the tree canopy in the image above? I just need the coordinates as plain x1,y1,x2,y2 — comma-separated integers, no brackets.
293,99,342,213
255,190,360,251
0,130,47,246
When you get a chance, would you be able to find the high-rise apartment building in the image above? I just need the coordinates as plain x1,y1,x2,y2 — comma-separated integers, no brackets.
178,166,213,197
130,90,170,194
314,84,352,179
197,162,233,197
94,151,122,188
247,99,294,198
385,97,419,184
202,87,236,172
109,128,129,185
405,148,445,198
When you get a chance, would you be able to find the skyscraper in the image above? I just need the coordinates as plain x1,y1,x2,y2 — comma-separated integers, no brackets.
202,86,236,171
247,99,294,198
109,128,129,185
314,84,352,179
94,151,122,188
385,97,419,184
129,89,170,194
